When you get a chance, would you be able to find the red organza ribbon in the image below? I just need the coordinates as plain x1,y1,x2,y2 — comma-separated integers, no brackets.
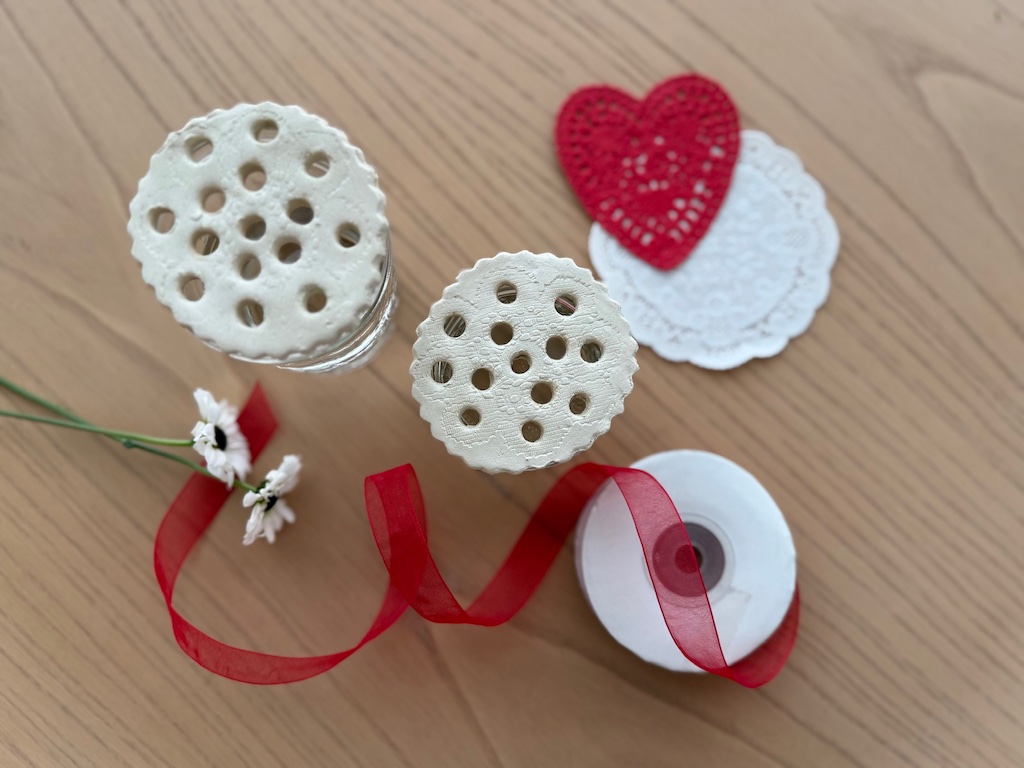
154,385,798,686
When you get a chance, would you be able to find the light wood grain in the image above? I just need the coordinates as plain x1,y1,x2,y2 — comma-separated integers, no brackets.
1,0,1022,765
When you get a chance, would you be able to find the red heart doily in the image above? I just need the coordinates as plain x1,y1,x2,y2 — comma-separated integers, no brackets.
556,75,741,271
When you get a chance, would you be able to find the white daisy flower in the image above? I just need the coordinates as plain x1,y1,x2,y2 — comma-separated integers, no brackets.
242,455,301,545
191,388,251,488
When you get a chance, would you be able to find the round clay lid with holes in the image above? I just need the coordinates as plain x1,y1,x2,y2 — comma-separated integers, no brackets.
410,251,639,474
127,102,389,363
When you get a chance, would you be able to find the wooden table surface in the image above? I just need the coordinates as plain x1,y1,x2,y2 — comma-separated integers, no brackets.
1,1,1022,766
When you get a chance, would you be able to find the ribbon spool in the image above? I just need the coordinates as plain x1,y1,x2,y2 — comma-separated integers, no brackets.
410,251,638,473
576,450,797,671
127,102,396,373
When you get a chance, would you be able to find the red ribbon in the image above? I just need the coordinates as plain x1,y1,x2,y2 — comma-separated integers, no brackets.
155,385,798,686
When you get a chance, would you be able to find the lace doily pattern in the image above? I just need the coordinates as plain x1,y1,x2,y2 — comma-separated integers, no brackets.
411,252,638,474
556,74,740,271
128,103,389,364
589,131,839,370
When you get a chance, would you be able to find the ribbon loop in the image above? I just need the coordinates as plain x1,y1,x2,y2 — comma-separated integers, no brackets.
154,386,798,686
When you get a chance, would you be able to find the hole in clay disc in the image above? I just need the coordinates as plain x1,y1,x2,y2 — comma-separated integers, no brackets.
431,360,453,384
521,421,543,442
443,314,467,338
472,369,492,390
201,188,225,213
461,408,481,426
187,136,213,162
531,382,553,404
337,223,361,248
304,287,327,313
306,152,330,177
241,163,266,191
252,119,278,142
511,353,531,374
237,254,261,280
180,275,204,301
277,241,302,264
288,200,314,225
496,282,517,304
149,207,175,233
569,394,589,415
237,299,264,327
490,323,513,345
580,341,604,363
241,215,266,241
545,336,567,360
555,294,577,316
192,230,220,255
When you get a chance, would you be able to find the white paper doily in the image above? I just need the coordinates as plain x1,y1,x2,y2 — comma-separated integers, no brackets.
410,252,638,474
589,130,839,370
128,102,388,364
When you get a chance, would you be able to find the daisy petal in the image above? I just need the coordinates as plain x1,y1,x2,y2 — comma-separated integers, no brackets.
240,456,302,546
276,501,296,524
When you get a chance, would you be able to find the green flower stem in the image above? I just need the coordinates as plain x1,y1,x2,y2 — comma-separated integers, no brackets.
0,408,257,493
0,376,258,493
127,441,258,493
0,410,193,447
0,375,85,423
1,375,192,446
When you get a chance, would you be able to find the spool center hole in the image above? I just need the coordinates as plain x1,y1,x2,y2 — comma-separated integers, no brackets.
651,523,725,595
688,546,704,569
